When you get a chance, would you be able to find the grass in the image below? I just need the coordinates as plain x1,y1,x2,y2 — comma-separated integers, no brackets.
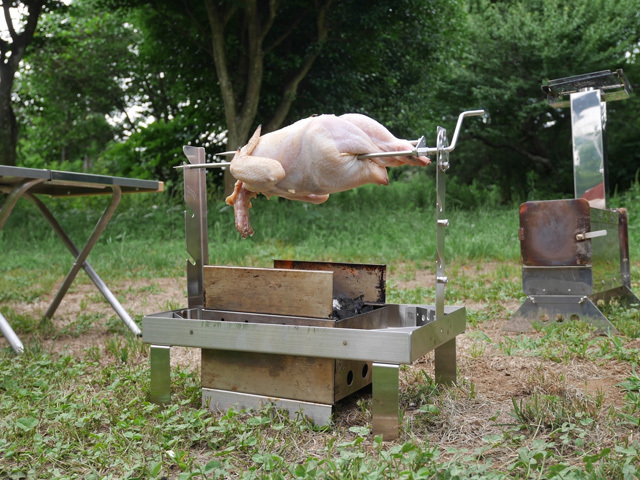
1,176,640,478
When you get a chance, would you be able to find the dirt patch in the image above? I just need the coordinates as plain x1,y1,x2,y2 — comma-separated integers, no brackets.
1,276,201,369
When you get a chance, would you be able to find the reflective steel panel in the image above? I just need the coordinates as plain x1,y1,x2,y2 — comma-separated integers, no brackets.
571,90,607,208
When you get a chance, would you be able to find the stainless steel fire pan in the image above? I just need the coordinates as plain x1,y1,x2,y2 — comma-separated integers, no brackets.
142,304,465,365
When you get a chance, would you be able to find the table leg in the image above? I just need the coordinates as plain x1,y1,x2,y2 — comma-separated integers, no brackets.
0,178,46,230
27,194,141,336
43,186,123,322
372,363,400,441
1,178,48,355
150,345,171,404
0,311,24,354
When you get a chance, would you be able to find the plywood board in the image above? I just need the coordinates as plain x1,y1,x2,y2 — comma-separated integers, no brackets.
203,266,333,318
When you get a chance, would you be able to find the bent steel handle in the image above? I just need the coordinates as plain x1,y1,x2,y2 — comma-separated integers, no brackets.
444,109,485,154
357,109,485,160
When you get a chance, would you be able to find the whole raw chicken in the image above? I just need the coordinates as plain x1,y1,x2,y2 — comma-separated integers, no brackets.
225,113,430,237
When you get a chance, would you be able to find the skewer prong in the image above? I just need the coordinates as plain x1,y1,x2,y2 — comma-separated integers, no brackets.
174,162,232,170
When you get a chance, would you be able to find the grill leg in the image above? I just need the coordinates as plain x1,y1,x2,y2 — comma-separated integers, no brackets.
150,345,171,404
372,363,399,441
435,337,457,385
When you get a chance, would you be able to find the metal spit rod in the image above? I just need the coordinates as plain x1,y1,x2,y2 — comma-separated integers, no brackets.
173,109,485,170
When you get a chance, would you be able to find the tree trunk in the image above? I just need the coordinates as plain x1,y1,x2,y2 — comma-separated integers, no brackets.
0,0,45,166
201,0,333,196
0,72,17,166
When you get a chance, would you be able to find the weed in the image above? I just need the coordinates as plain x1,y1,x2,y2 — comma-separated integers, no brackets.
60,312,104,337
402,369,441,409
510,390,603,435
617,364,640,427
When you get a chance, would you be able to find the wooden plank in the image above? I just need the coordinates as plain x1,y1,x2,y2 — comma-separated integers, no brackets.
201,349,335,404
274,260,386,304
203,266,333,318
201,350,372,403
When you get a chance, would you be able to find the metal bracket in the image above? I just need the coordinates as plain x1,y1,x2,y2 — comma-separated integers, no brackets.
415,307,436,326
542,69,631,108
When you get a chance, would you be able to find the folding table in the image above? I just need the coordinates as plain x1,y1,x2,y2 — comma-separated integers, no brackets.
0,166,164,354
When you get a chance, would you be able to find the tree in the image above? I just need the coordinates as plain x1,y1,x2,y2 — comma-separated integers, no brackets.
0,0,45,166
434,0,640,201
132,0,461,194
15,0,138,170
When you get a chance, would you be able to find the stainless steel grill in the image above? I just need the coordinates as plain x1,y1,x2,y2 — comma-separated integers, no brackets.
142,111,483,440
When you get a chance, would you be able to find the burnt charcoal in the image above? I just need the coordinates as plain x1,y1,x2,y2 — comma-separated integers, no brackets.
332,294,373,319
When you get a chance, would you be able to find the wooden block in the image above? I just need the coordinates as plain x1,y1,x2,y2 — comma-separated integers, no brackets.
203,266,333,318
334,359,373,401
274,260,386,304
201,349,335,403
201,349,372,403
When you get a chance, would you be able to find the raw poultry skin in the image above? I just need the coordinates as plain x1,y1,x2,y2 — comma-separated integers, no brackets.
226,114,430,237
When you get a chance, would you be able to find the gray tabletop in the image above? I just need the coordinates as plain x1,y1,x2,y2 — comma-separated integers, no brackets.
0,166,163,197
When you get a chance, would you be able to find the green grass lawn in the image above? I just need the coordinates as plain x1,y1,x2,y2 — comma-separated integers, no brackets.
1,176,640,478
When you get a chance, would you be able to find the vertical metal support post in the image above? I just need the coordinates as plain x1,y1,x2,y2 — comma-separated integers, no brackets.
149,345,171,404
43,185,123,322
372,363,400,441
183,146,209,308
618,208,632,289
148,146,209,405
434,126,457,384
435,126,448,320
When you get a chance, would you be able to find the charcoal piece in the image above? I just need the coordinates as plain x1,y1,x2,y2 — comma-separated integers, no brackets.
332,294,373,320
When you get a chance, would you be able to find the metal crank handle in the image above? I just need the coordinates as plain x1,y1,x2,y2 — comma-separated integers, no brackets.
357,109,485,160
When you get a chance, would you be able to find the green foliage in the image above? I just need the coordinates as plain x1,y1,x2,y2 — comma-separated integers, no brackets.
97,115,225,198
434,0,640,201
286,0,465,132
617,364,640,428
16,0,136,170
